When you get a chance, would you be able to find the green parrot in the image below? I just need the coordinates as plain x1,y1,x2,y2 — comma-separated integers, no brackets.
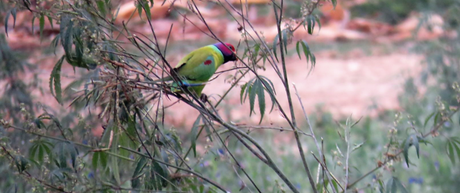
160,42,237,99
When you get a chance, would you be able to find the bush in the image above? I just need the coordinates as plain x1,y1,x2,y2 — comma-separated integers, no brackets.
1,0,459,192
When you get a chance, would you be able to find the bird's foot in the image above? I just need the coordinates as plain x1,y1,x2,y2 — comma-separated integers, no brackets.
200,94,208,103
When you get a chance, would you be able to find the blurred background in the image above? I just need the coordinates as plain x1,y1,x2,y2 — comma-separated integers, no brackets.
1,0,459,192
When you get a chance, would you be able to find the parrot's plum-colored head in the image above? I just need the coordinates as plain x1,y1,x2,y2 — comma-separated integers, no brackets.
214,42,237,63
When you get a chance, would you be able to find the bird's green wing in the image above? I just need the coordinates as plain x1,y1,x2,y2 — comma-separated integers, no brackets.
170,79,207,96
174,46,219,81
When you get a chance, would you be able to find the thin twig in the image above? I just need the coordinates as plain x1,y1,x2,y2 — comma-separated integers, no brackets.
346,108,460,189
293,84,338,193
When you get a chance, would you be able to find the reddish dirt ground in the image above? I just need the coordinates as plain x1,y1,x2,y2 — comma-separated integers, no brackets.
162,48,421,127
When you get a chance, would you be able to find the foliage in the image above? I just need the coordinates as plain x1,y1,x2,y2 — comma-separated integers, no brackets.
0,0,459,192
351,0,456,24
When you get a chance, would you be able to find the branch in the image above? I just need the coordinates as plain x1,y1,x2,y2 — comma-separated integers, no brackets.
346,108,460,190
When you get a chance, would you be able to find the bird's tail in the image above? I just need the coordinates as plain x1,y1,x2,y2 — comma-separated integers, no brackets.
170,80,207,96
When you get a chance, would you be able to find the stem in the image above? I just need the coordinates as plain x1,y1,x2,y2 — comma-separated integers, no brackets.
119,146,228,192
344,122,351,193
346,109,459,190
293,85,338,193
272,1,317,192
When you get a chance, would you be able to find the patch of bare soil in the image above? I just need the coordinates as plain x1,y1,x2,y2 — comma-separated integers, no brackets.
162,48,422,128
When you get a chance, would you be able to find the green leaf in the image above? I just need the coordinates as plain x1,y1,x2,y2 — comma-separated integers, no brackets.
424,112,435,128
452,141,460,165
47,16,53,29
331,0,337,8
147,161,169,190
132,157,147,189
138,0,151,19
190,115,202,157
68,142,78,168
272,33,279,62
259,76,276,112
241,77,276,123
385,177,396,193
29,140,53,163
307,15,316,35
144,1,152,19
15,156,29,173
97,0,107,16
378,179,384,193
93,151,109,170
49,56,65,104
153,161,168,188
74,33,84,67
413,135,420,158
256,80,266,124
53,142,78,169
403,134,419,167
282,29,288,54
331,179,339,193
249,79,259,116
296,41,302,59
240,83,248,104
133,156,147,178
315,15,322,32
417,136,432,146
33,118,46,129
4,8,17,37
387,177,408,193
31,16,35,34
403,137,410,167
126,117,137,138
39,14,45,41
301,41,315,65
352,141,365,152
51,34,60,55
29,143,39,162
434,112,441,126
446,140,456,164
253,43,260,62
61,16,74,57
451,137,460,144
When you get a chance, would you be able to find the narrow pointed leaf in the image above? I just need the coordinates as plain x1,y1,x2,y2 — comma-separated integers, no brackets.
256,80,266,124
47,16,53,29
50,56,64,104
240,83,248,104
296,41,302,59
259,77,276,112
394,177,408,193
403,137,410,167
133,156,147,177
4,8,17,37
39,14,45,41
307,15,315,35
424,112,435,128
452,142,460,164
272,33,279,62
190,115,202,157
97,0,107,16
31,16,35,34
385,177,397,193
249,80,258,116
446,141,455,164
282,29,288,54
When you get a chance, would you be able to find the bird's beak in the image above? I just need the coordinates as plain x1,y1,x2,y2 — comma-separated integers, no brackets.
232,52,238,61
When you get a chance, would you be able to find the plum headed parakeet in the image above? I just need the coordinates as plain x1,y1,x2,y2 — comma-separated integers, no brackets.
162,42,237,99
